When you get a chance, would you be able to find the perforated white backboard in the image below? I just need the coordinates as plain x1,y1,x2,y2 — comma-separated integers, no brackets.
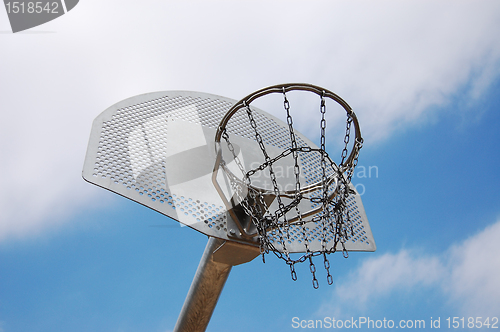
82,91,376,252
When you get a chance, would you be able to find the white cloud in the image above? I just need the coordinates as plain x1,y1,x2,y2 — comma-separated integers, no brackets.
335,250,444,307
314,0,500,141
1,0,500,239
319,218,500,318
446,221,500,317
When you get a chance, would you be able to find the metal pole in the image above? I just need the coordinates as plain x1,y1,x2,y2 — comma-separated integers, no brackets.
173,237,232,332
173,236,260,332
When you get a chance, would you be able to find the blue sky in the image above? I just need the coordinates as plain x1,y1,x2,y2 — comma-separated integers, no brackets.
1,1,500,331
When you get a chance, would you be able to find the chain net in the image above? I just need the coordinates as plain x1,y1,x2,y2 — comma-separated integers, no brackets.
218,86,363,288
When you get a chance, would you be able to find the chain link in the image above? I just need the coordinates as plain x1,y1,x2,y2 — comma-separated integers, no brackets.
324,253,334,285
309,256,319,289
290,263,297,281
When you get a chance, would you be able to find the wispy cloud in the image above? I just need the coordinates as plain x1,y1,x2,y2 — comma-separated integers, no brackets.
319,218,500,318
446,220,500,317
334,250,444,308
313,1,500,142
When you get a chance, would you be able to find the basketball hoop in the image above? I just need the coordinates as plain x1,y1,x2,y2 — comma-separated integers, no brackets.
213,83,364,288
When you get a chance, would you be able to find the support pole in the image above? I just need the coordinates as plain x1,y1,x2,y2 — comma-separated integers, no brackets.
173,237,230,332
173,236,260,332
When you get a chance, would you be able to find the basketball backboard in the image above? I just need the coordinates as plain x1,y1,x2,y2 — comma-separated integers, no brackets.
82,90,375,253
